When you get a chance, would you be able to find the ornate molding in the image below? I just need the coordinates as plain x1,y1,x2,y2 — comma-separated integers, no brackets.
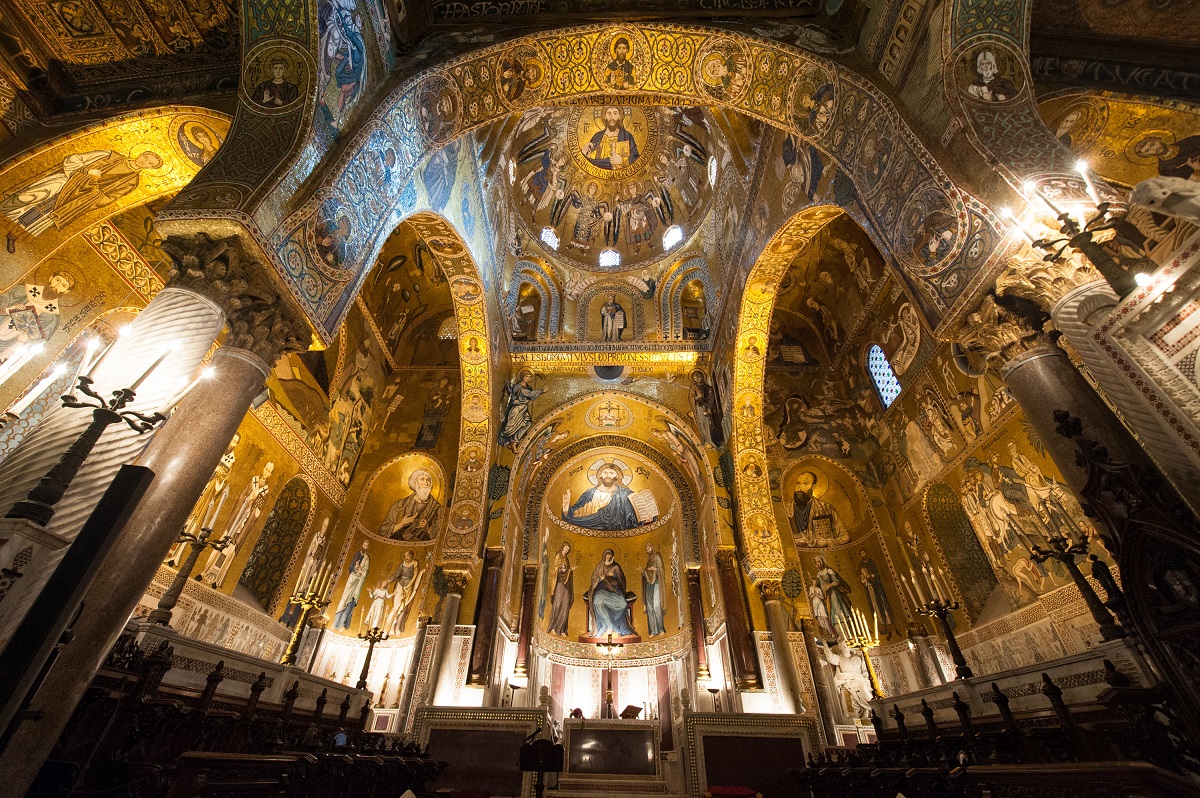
994,254,1102,314
954,294,1051,371
162,233,310,365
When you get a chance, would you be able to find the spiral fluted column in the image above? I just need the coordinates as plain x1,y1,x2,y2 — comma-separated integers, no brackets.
0,234,307,795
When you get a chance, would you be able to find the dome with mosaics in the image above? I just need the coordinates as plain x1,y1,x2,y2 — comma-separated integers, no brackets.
505,104,721,273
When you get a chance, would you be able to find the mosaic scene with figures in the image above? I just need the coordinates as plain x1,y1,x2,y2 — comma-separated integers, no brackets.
0,2,1197,797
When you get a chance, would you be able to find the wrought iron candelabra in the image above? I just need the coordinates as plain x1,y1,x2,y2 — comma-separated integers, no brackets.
7,374,166,526
1005,166,1144,298
1031,533,1125,641
918,597,973,680
280,564,334,666
147,526,231,627
836,606,885,700
356,626,389,690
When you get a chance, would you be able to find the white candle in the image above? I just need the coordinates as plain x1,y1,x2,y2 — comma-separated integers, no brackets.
873,610,879,642
1000,208,1036,242
910,568,928,605
925,566,944,602
1076,161,1100,205
198,496,217,530
207,487,228,530
81,338,115,380
128,348,171,392
900,575,919,609
70,339,99,388
8,364,67,417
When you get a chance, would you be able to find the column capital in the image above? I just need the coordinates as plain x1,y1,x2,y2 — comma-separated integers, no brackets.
954,293,1053,372
756,579,784,603
162,233,309,365
994,254,1103,313
442,568,470,596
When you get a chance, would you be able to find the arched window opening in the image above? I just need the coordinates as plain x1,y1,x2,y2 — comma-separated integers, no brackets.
663,225,684,250
867,344,901,408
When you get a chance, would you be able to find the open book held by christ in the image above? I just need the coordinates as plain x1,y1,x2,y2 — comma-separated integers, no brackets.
628,490,659,525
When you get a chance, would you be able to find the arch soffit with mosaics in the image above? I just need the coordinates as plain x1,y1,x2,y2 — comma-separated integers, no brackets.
239,23,1008,345
730,203,846,582
503,390,716,563
0,106,232,269
385,211,495,567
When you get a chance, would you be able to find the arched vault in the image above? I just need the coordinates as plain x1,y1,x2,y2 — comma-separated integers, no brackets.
730,204,844,581
160,24,1005,342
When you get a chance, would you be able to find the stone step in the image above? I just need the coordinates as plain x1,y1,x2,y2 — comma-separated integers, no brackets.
547,773,677,798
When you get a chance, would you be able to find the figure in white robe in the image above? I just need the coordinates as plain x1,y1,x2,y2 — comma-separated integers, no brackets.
202,461,274,587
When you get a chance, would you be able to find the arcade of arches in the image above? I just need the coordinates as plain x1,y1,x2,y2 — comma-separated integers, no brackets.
0,3,1198,797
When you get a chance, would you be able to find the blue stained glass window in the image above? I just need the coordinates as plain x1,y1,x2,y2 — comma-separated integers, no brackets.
868,344,901,407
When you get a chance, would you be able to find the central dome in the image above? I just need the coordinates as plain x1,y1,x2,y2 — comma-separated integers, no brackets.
507,104,719,273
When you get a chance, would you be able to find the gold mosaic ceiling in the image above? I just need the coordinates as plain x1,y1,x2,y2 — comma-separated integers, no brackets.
505,104,721,274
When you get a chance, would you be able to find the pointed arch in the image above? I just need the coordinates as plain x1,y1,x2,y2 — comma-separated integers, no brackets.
659,256,715,341
253,24,1004,341
400,211,495,562
504,259,562,340
730,204,843,581
240,475,315,612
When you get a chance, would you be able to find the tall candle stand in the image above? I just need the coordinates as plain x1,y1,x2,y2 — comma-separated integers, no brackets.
356,626,389,690
6,342,171,526
918,598,973,680
1031,534,1124,641
836,607,885,700
147,526,232,626
280,564,334,666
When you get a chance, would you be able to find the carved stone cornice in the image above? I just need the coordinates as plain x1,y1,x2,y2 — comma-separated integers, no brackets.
162,233,309,365
954,294,1052,372
994,254,1103,313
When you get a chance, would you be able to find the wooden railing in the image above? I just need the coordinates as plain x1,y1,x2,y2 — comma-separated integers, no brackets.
30,634,445,797
792,669,1200,798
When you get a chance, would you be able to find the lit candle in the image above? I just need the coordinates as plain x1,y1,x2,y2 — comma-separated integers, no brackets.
157,366,214,416
900,574,919,609
1024,180,1063,218
1076,160,1100,206
1000,207,1037,243
873,610,879,643
81,338,115,380
7,363,68,417
70,339,99,387
127,347,171,392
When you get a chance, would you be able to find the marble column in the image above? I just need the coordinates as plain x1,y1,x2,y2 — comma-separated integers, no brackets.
513,562,537,682
468,548,504,688
686,567,710,682
0,287,224,651
956,285,1152,537
759,580,806,714
0,234,307,796
425,570,468,705
715,548,760,690
1001,344,1150,494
